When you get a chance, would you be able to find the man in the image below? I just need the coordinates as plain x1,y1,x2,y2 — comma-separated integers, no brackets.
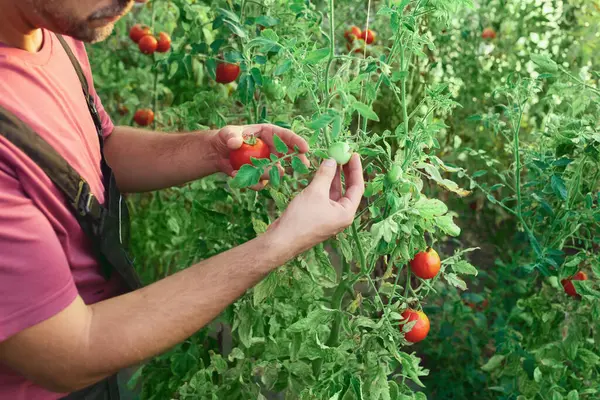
0,0,365,399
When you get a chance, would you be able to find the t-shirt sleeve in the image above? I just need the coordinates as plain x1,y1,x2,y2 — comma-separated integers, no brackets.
0,167,79,342
69,38,115,140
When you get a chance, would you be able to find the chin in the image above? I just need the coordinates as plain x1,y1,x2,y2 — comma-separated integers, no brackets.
68,24,115,43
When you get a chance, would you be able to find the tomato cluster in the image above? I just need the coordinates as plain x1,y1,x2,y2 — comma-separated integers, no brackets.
129,24,171,55
343,25,376,53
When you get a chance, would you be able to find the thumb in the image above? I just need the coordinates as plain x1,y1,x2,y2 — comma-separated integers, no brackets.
309,158,338,192
218,125,245,150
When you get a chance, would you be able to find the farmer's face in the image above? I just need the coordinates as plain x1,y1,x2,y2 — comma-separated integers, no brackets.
22,0,135,43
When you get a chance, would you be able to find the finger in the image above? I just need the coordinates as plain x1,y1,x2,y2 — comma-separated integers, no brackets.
308,158,338,193
259,163,285,180
338,154,365,211
330,165,342,201
249,180,268,191
219,125,247,150
257,124,310,155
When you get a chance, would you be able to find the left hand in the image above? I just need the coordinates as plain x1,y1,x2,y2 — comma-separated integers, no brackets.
210,124,310,190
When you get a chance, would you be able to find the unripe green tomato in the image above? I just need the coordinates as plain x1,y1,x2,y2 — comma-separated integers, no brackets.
386,164,403,184
328,142,352,165
397,182,411,194
264,79,285,101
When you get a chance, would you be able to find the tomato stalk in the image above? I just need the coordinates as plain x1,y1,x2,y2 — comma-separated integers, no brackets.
312,256,349,378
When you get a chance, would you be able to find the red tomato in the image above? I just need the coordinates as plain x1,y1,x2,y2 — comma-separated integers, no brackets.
229,137,271,170
134,108,154,126
138,35,158,55
344,26,362,42
129,24,151,43
482,27,496,40
216,62,241,84
409,247,441,279
360,29,376,44
561,271,588,297
401,309,430,343
156,32,171,53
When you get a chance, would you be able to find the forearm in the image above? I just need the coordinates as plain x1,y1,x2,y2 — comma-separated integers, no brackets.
73,230,295,389
103,126,219,193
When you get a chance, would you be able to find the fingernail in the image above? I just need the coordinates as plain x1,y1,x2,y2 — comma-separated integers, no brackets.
324,158,336,167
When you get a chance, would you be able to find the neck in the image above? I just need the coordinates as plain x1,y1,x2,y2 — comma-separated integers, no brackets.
0,1,43,52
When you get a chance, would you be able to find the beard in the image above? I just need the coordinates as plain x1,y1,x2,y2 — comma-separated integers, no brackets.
30,0,134,43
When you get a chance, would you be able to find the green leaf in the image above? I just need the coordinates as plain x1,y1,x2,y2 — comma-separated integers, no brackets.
273,133,289,154
472,170,488,178
274,59,292,75
452,260,478,276
370,365,391,400
353,102,380,122
481,355,505,372
255,15,279,27
269,166,281,188
308,245,338,288
531,54,559,72
436,215,461,237
551,175,568,200
304,48,330,64
253,272,278,307
292,156,309,174
288,308,334,332
371,218,399,243
414,197,448,218
444,273,467,290
567,390,579,400
230,164,263,188
577,348,600,365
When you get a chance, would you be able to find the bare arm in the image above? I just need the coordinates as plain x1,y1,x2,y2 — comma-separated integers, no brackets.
103,126,220,193
103,124,310,193
0,155,364,394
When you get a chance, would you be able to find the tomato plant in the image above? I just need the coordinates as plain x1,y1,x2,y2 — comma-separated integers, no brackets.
86,0,600,398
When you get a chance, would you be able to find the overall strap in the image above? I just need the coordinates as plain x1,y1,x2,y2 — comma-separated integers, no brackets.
55,35,111,190
0,105,105,226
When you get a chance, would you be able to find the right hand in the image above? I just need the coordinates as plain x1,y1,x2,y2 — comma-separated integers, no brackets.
268,153,365,255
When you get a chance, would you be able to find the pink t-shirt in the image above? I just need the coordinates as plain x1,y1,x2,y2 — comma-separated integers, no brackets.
0,29,128,398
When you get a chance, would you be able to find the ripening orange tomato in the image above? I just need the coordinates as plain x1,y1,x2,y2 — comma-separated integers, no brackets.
401,309,430,343
410,247,441,279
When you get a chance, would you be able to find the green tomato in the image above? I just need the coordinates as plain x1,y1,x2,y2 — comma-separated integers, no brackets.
264,79,286,101
386,164,403,184
328,142,352,165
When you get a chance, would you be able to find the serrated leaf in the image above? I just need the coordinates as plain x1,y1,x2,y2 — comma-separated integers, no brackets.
551,175,568,200
445,273,467,290
273,133,289,154
370,365,391,400
230,164,263,188
353,102,380,121
436,215,461,237
274,59,292,75
414,197,448,218
418,162,471,197
292,156,309,174
481,355,505,372
304,48,329,64
288,308,334,332
253,272,278,306
452,260,478,276
269,166,281,188
371,218,399,243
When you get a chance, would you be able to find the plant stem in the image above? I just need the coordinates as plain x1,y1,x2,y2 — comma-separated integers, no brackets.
351,221,367,273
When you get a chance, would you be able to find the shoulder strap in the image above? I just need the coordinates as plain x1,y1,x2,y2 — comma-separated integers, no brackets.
0,105,105,222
